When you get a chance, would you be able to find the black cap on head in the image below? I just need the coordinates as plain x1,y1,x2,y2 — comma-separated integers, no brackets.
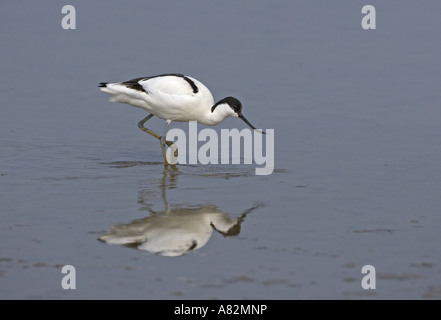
211,96,242,114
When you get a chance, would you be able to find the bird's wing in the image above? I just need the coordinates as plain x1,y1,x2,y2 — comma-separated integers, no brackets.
137,74,199,96
100,74,207,116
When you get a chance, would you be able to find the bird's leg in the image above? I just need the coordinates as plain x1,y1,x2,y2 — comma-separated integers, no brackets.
138,115,178,166
138,114,161,140
160,120,178,166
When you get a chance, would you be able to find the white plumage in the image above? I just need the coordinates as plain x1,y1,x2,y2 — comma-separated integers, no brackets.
99,73,263,165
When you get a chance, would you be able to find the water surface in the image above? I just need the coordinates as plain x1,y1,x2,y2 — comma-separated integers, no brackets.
1,1,441,299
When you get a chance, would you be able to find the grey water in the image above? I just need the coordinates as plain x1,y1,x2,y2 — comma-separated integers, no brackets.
1,1,440,299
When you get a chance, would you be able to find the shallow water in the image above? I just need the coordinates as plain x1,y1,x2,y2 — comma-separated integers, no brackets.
1,1,441,299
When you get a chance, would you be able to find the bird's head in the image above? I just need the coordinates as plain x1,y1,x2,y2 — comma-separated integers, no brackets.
211,97,265,134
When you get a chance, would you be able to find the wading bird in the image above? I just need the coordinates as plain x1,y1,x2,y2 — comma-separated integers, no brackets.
99,73,264,166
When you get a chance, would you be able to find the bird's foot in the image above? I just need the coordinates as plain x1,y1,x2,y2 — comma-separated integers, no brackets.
166,141,179,158
160,137,178,165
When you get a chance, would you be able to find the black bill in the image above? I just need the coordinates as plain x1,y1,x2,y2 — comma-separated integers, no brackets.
239,114,265,134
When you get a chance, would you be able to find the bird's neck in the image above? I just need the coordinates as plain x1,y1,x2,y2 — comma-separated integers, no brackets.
205,112,224,125
205,103,232,125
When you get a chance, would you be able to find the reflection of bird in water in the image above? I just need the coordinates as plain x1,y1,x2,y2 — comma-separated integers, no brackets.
99,204,260,257
99,169,263,256
99,206,256,256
